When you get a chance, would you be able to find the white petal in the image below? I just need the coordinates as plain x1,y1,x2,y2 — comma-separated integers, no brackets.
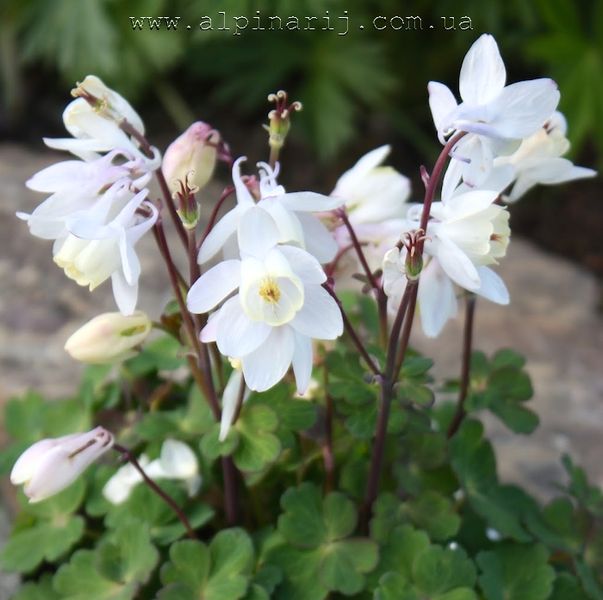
418,259,458,338
261,198,305,246
158,439,198,479
238,205,280,258
480,79,560,139
198,206,242,264
215,296,272,357
232,157,255,207
242,327,295,392
459,34,506,105
435,236,480,291
187,260,241,313
10,439,63,484
220,370,244,441
278,246,326,284
291,285,343,340
291,333,313,394
441,155,465,202
280,191,344,212
475,266,509,304
111,270,138,315
428,82,458,141
296,213,338,263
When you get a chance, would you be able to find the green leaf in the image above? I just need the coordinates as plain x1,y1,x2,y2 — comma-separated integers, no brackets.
404,491,461,541
12,574,59,600
550,573,590,600
159,529,254,600
0,479,86,573
412,546,477,596
477,543,554,600
54,521,159,600
200,424,240,461
233,405,281,472
252,383,317,431
278,483,327,548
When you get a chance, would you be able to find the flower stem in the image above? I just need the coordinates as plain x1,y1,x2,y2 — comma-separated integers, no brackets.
113,443,196,539
323,284,381,377
447,294,476,438
322,369,335,493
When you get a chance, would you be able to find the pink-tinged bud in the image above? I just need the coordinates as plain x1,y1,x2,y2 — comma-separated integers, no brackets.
10,427,114,503
162,122,220,194
64,311,151,364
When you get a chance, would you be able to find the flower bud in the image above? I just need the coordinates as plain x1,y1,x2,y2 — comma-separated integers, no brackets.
264,90,302,154
405,246,423,280
65,311,152,364
162,122,220,194
11,427,114,503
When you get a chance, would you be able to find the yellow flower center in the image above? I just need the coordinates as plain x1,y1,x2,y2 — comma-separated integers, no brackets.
259,278,281,304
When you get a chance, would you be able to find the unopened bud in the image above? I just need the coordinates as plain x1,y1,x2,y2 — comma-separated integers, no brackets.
65,311,152,364
11,427,114,503
162,122,220,194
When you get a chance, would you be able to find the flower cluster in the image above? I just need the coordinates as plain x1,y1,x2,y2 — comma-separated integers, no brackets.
381,34,595,337
18,76,160,314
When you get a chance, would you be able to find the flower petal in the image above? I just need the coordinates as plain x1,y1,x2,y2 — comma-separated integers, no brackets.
214,296,272,357
428,82,458,142
111,270,138,315
291,332,313,394
238,205,280,258
475,266,509,304
435,236,480,291
459,34,506,105
296,213,338,263
187,259,241,314
242,326,295,392
280,191,344,212
278,245,326,284
198,205,242,264
220,370,244,441
291,285,343,340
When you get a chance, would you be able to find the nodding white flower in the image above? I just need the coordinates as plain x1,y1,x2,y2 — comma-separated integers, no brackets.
18,150,151,240
385,190,510,338
102,440,200,505
199,157,344,265
188,207,343,392
53,189,158,315
162,121,221,193
329,146,410,287
45,76,158,166
491,112,597,202
331,145,411,225
429,34,560,192
64,311,151,364
11,427,114,503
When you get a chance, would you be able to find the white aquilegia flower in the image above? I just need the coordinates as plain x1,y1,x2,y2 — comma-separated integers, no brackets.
64,310,152,364
102,440,200,505
53,189,158,314
429,34,560,194
11,427,114,503
329,145,411,287
188,207,343,392
384,191,510,337
493,112,597,202
199,157,344,265
19,76,161,314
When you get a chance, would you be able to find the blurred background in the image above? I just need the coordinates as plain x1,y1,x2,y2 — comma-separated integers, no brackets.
0,0,601,548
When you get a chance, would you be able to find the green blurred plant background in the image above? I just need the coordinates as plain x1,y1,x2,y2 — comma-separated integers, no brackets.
1,0,601,275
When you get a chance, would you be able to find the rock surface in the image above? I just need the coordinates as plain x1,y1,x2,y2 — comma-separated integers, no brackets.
0,143,601,592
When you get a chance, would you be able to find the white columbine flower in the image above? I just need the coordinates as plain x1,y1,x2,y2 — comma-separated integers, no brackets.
384,191,510,337
53,188,158,315
102,440,200,505
328,146,411,286
11,427,114,503
199,158,344,265
494,112,597,202
429,34,560,194
188,206,343,392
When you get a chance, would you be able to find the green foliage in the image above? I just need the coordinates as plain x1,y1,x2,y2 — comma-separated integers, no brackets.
461,349,538,434
158,529,255,599
476,543,555,600
0,480,86,573
53,521,158,599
